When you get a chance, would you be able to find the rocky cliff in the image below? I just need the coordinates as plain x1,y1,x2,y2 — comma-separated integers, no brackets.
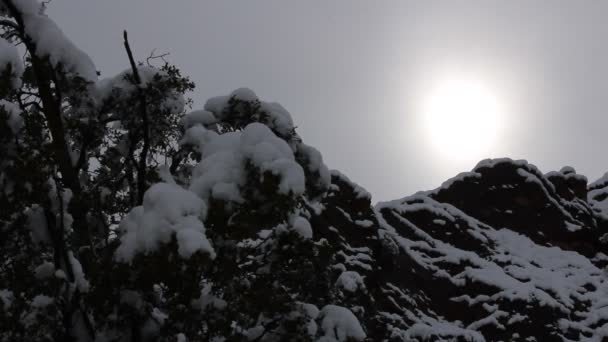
312,159,608,341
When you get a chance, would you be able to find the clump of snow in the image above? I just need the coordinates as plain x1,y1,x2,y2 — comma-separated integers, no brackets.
34,261,55,280
21,294,55,328
180,109,217,129
194,283,227,311
115,183,215,262
31,294,53,308
318,305,366,341
120,290,144,310
95,66,185,113
186,123,306,205
204,88,259,118
241,123,305,193
0,38,23,88
68,252,89,292
589,172,608,220
336,271,365,292
151,307,168,326
183,126,243,204
96,66,159,96
354,219,373,228
202,95,229,115
200,88,331,196
10,0,97,81
291,216,313,239
230,87,258,102
25,204,50,245
259,101,296,139
204,88,296,138
0,289,14,310
297,143,331,193
0,100,22,134
297,302,320,336
399,320,485,342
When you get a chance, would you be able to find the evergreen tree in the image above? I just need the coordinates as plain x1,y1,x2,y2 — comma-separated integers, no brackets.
0,1,365,341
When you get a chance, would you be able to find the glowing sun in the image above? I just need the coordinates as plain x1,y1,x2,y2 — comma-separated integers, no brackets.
421,78,504,160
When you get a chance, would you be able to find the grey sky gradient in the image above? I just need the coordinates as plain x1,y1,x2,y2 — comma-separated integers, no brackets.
48,1,608,201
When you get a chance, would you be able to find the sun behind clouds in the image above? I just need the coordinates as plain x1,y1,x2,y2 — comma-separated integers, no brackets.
420,77,505,162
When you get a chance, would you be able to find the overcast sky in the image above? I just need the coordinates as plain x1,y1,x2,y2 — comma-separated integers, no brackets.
48,1,608,201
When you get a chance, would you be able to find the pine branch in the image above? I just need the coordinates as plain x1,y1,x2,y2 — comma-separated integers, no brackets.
0,18,18,29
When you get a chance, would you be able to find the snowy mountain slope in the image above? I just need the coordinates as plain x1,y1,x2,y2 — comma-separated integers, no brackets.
312,158,608,341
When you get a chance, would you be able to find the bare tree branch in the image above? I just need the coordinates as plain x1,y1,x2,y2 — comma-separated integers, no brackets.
123,30,150,205
146,48,170,66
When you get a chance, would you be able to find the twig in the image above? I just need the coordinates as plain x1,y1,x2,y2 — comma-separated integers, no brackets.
146,48,170,66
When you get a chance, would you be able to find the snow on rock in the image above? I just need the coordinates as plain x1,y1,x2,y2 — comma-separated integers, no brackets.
589,172,608,221
115,183,215,262
589,172,608,191
429,158,600,251
545,165,588,201
0,37,23,88
9,0,97,81
372,159,608,340
318,305,366,341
